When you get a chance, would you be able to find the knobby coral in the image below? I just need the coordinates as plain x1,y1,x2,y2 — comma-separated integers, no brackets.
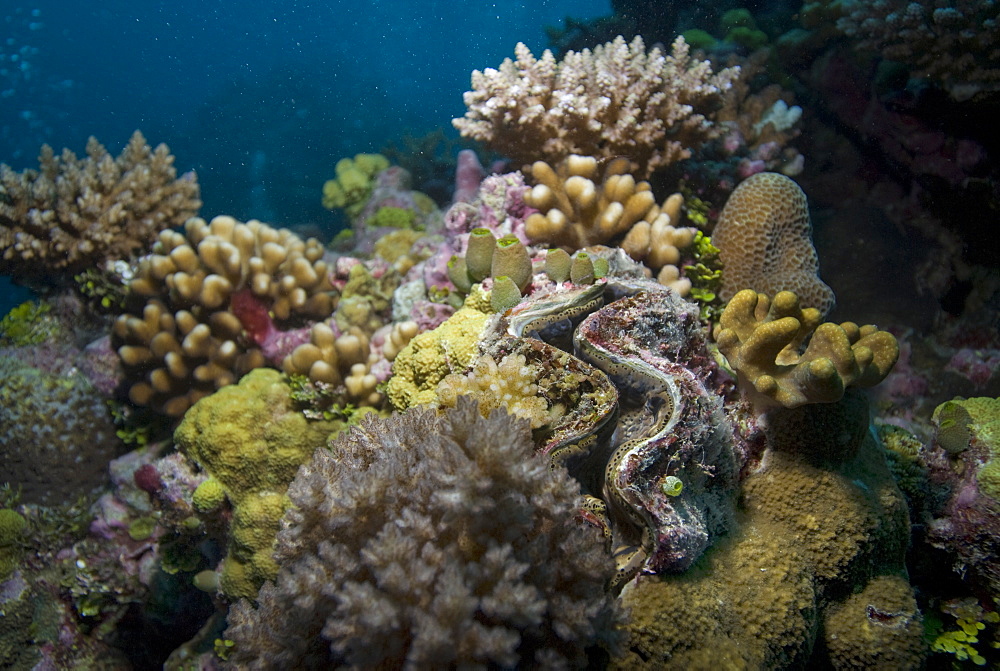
113,215,336,416
453,35,739,177
0,131,201,284
224,398,621,669
716,289,899,409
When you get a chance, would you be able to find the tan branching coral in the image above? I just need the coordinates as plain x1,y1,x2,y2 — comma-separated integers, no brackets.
453,35,739,177
0,131,201,283
524,155,695,257
712,172,835,316
715,290,899,408
113,216,336,416
837,0,1000,100
282,323,382,407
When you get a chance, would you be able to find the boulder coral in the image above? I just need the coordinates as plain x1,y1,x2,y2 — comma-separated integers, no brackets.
712,172,835,316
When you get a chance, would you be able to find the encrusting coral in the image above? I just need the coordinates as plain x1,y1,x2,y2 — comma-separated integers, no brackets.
0,131,201,285
453,35,739,177
712,171,835,316
173,368,344,600
224,398,621,669
113,215,336,416
716,289,899,409
0,355,123,506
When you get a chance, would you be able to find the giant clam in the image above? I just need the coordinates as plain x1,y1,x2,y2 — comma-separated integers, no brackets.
478,271,739,589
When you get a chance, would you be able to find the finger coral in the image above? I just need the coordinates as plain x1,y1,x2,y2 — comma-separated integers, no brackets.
712,171,835,316
716,289,899,409
224,398,621,669
453,35,739,177
0,131,201,285
113,215,336,416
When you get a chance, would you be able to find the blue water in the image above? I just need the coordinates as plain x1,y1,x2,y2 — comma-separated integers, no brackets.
1,0,610,308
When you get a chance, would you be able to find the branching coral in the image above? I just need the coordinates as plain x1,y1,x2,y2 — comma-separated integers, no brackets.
113,215,336,416
716,289,899,409
836,0,1000,100
0,131,201,285
224,398,621,669
453,35,739,177
712,171,835,316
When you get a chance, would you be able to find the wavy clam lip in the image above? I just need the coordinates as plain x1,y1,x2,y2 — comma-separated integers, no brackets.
490,276,738,591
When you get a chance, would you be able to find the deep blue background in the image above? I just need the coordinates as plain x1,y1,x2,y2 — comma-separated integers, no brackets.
1,0,609,306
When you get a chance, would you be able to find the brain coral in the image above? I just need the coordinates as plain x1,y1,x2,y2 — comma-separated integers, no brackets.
0,356,122,505
712,172,835,316
224,398,621,669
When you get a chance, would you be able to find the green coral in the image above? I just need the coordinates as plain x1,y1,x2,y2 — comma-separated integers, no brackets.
321,153,389,217
0,508,26,580
684,231,724,322
370,205,417,229
192,478,226,513
935,397,1000,500
0,300,59,347
173,368,342,600
930,598,1000,666
386,288,492,410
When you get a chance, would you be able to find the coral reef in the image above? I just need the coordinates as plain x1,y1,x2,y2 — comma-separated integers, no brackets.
453,35,739,176
224,399,621,669
0,131,201,285
113,215,336,416
173,368,343,600
320,153,389,217
716,289,899,409
713,172,835,315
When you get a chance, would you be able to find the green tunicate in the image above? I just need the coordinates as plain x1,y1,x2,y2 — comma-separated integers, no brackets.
661,475,683,497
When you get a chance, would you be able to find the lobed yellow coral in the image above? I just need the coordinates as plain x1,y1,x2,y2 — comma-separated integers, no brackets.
715,289,898,408
712,172,834,316
113,215,336,416
321,153,389,217
0,131,201,284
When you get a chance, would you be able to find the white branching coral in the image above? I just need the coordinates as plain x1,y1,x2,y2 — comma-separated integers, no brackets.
453,35,739,177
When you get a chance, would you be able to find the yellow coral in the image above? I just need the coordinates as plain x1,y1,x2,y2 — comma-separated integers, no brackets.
174,368,341,599
386,293,491,410
716,289,898,408
321,153,389,216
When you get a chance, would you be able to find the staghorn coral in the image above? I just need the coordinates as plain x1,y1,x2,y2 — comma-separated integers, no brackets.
836,0,1000,101
712,171,835,316
113,215,336,416
224,398,621,669
453,35,739,177
716,289,899,409
0,131,201,285
173,368,344,600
